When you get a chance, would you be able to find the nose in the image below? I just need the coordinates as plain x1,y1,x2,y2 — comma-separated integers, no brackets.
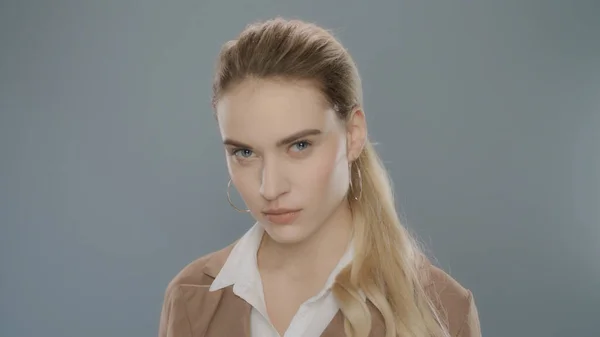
259,158,289,201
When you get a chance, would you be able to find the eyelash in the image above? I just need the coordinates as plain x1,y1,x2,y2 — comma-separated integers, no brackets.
230,140,313,158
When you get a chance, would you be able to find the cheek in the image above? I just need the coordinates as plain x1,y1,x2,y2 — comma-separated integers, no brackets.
305,144,349,198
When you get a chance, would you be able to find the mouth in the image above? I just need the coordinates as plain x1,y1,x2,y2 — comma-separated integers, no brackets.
262,209,302,225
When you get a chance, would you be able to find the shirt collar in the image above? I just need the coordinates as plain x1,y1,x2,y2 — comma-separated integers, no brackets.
209,222,264,292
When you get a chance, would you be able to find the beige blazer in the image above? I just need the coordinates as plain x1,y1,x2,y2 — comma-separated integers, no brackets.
159,243,481,337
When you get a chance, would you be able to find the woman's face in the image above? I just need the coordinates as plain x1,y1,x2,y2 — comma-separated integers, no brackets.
216,78,365,244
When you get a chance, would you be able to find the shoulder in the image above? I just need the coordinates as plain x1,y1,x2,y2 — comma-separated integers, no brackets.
165,242,236,290
422,261,482,337
158,243,236,337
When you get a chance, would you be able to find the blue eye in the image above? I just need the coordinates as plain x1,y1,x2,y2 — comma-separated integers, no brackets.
233,149,253,158
291,141,311,152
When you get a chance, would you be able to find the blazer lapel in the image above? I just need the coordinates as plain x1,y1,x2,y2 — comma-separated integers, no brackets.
183,285,224,337
187,242,251,337
320,310,346,336
202,287,252,337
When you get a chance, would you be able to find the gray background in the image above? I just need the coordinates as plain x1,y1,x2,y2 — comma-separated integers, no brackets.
1,1,599,336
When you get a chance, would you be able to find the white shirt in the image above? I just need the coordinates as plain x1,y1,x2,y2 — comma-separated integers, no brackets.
209,223,354,337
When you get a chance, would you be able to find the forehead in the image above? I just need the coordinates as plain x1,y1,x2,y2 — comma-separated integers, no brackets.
216,78,340,144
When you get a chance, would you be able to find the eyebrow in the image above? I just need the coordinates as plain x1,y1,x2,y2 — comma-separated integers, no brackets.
223,128,322,149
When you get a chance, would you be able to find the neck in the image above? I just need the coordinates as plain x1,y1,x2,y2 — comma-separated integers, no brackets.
257,201,354,281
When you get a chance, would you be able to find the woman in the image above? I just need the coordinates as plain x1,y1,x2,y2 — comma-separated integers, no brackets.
159,17,481,337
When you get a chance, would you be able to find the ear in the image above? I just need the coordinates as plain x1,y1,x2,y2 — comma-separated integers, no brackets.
346,108,367,162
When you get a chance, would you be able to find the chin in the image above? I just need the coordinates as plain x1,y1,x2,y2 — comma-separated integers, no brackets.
261,221,314,245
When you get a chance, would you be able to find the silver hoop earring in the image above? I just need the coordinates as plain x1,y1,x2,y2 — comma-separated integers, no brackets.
227,179,250,213
349,162,363,201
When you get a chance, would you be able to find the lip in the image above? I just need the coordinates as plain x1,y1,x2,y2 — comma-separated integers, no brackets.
262,209,302,225
262,208,301,215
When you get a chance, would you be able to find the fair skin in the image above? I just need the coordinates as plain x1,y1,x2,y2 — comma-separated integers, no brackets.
216,77,366,335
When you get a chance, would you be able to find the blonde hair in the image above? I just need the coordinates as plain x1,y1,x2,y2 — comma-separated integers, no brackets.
211,17,449,337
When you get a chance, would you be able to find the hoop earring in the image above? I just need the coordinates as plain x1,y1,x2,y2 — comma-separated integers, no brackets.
349,162,363,201
227,179,250,213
